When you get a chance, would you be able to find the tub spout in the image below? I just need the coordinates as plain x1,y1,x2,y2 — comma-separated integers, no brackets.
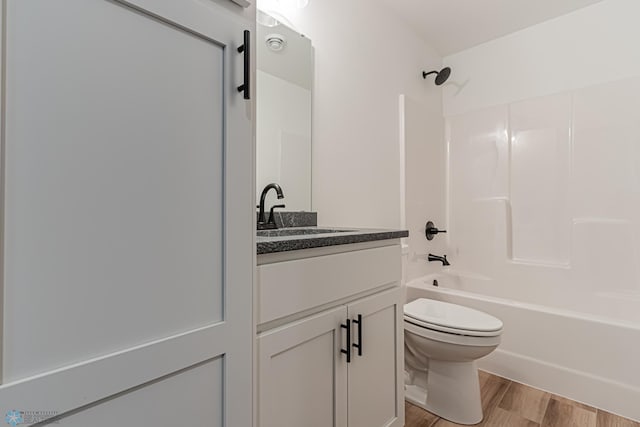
428,254,450,266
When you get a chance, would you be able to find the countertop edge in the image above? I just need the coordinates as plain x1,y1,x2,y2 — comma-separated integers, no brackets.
256,229,409,255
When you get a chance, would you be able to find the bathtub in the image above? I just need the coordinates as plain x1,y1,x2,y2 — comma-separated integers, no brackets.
405,273,640,422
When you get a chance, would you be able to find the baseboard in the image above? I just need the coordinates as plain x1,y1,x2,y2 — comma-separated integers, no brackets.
478,349,640,422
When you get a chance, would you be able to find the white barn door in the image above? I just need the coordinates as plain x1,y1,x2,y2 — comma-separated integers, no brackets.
0,0,253,426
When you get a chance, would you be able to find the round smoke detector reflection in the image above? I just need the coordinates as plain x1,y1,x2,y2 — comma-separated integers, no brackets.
265,34,286,52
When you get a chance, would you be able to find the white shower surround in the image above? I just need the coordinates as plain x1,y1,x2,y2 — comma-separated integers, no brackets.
406,274,640,422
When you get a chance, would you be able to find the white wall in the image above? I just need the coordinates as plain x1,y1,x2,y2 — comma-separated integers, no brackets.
286,0,442,229
444,0,640,117
441,0,640,419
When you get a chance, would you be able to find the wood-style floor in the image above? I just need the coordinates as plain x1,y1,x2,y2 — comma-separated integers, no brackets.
405,371,640,427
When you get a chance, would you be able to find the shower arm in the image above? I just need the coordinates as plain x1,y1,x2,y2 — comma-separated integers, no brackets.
422,71,438,79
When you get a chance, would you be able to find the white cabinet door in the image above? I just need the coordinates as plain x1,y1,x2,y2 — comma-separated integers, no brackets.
0,1,253,426
258,306,348,427
347,288,404,427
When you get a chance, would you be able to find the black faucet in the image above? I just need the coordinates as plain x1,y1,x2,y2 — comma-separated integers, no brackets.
428,254,450,266
258,183,284,230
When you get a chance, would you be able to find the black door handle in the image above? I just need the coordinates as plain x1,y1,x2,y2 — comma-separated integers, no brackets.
352,314,363,357
237,30,250,100
340,319,351,363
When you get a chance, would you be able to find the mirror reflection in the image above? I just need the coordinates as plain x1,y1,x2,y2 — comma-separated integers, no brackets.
256,10,313,211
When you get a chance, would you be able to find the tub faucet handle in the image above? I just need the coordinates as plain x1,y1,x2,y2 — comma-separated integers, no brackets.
425,221,447,240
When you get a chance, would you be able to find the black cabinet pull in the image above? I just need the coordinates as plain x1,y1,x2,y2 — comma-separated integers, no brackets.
237,30,250,100
352,314,363,356
340,319,351,363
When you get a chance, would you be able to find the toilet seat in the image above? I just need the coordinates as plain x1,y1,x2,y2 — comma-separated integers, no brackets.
404,318,501,347
404,315,502,337
404,298,503,337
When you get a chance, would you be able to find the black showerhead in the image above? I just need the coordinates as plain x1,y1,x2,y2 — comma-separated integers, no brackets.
435,67,451,85
422,67,451,85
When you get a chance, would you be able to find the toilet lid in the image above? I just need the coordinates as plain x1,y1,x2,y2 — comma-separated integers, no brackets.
404,298,503,334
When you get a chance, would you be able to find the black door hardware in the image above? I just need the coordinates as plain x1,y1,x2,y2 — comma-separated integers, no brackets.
237,30,250,100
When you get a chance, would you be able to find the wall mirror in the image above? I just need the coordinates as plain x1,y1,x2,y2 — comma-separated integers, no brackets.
256,9,313,211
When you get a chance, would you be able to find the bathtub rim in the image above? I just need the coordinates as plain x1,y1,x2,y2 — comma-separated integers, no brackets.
406,273,640,332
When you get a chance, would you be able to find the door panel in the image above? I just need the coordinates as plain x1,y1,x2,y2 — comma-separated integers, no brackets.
348,288,404,427
0,323,228,419
0,0,253,425
4,0,225,382
258,307,348,427
61,356,224,427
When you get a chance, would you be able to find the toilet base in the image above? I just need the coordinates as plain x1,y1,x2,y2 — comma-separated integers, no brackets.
405,360,483,425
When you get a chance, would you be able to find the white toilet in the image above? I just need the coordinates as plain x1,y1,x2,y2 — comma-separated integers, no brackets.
404,298,503,425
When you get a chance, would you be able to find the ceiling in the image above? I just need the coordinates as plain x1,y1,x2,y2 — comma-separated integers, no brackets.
373,0,604,56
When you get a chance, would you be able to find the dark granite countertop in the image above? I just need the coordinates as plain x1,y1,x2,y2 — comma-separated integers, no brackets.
257,227,409,255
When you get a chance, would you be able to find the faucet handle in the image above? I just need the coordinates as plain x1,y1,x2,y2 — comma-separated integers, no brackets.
268,204,286,224
425,221,447,240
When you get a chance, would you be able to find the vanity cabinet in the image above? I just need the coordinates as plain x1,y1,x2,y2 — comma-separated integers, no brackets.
257,242,404,427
